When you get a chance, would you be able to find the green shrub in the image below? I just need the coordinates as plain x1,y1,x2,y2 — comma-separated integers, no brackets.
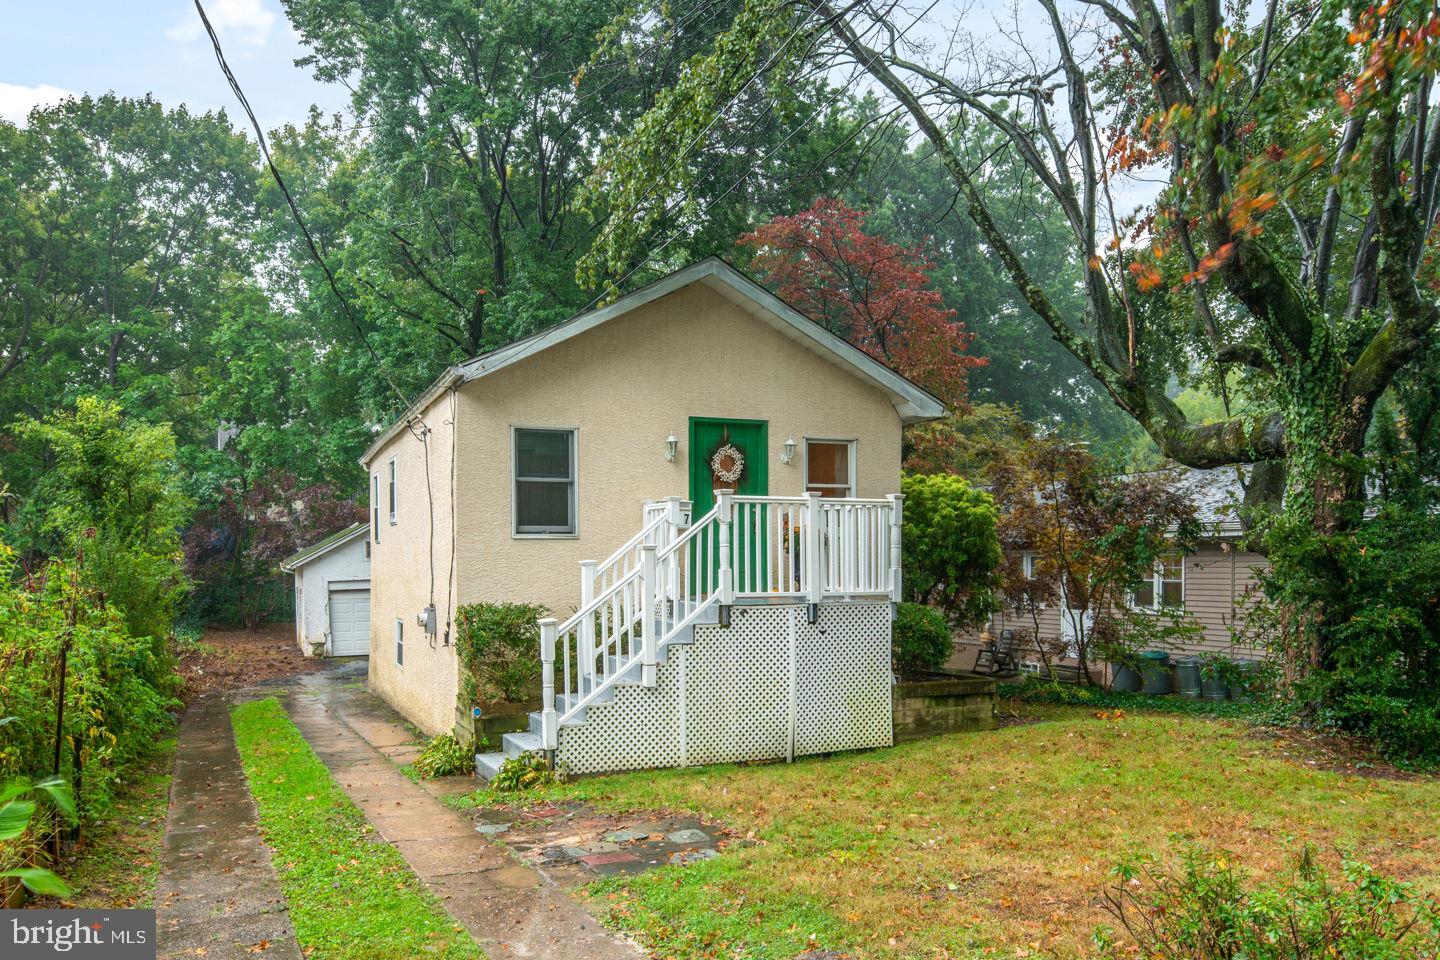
892,602,952,675
490,753,562,791
0,543,180,819
11,398,191,641
1095,845,1440,958
414,734,476,779
1247,503,1440,766
900,474,1001,628
454,602,548,703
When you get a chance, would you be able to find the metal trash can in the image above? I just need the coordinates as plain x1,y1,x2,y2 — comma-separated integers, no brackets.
1139,650,1172,695
1175,656,1202,698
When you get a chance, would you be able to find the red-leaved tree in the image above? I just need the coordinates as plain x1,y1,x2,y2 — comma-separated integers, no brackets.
739,198,985,410
185,472,365,628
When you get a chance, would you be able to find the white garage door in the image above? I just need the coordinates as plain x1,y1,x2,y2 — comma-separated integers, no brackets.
328,588,370,657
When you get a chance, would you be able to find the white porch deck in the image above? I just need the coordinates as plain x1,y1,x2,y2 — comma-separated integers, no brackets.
476,491,902,778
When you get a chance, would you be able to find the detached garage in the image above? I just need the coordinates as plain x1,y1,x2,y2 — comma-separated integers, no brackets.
281,523,371,658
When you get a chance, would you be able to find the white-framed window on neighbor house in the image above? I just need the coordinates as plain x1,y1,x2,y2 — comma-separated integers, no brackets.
1020,551,1037,579
371,474,381,543
804,439,856,498
513,427,577,535
394,618,404,666
388,458,398,525
1133,552,1185,610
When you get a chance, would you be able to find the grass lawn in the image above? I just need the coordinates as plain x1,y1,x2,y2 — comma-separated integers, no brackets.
231,698,483,960
462,707,1440,959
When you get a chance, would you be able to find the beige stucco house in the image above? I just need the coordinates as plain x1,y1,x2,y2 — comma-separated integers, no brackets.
358,258,945,761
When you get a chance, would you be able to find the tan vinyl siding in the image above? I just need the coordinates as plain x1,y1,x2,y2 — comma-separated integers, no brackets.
951,543,1270,669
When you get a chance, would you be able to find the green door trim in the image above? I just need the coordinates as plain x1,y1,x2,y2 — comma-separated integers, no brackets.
687,416,769,510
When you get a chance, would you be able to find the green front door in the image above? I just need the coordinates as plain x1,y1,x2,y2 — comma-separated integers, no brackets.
688,417,768,513
689,418,768,596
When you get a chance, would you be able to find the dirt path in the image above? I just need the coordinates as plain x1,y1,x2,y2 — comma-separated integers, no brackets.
284,673,641,960
154,694,302,960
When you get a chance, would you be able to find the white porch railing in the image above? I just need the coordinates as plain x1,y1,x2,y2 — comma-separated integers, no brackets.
537,491,902,750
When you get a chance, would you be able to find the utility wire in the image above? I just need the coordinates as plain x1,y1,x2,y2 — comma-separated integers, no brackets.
193,0,417,419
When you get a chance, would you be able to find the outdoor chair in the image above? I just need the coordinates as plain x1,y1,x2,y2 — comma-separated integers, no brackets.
974,629,1021,676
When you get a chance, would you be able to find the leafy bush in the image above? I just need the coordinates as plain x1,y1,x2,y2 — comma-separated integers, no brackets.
489,753,562,792
454,602,548,703
1248,503,1440,766
414,734,476,780
11,398,191,641
892,602,952,675
0,543,180,819
1095,845,1440,959
0,775,76,897
900,473,1001,628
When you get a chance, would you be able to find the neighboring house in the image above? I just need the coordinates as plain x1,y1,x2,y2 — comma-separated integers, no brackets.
280,522,372,658
952,467,1270,672
358,257,945,776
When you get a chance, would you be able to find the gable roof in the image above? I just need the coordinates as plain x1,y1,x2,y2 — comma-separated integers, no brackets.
360,257,948,465
280,522,368,573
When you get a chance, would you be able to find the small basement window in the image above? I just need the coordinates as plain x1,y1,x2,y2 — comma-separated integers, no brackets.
1133,552,1184,610
804,439,855,498
514,428,577,535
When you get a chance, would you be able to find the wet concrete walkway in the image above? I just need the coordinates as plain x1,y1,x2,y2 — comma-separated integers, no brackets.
285,675,640,960
154,695,302,960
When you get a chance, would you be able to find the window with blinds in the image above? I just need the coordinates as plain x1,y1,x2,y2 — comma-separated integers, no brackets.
514,428,577,535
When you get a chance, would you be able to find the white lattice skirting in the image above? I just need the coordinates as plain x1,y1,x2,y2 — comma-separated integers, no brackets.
555,603,893,775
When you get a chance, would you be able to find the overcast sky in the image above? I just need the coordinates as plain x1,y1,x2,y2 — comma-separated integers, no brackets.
1,0,349,129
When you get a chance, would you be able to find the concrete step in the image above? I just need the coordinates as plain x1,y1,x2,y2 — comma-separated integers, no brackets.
501,731,543,755
475,751,505,780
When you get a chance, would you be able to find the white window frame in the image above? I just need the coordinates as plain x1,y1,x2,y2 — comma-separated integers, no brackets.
1020,550,1037,580
371,474,381,543
512,426,579,538
1132,552,1185,611
394,618,404,666
802,437,857,498
388,458,398,526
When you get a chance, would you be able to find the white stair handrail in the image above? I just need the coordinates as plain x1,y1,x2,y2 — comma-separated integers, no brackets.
538,493,905,751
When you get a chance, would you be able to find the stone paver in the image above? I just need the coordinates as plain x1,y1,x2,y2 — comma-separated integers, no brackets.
284,683,640,960
154,696,302,960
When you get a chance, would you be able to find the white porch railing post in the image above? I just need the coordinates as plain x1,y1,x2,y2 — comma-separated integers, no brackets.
539,617,559,750
578,560,597,686
640,544,658,686
716,490,735,622
888,493,904,609
804,493,823,609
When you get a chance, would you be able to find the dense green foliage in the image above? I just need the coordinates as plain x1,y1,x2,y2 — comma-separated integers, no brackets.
1250,501,1440,765
11,398,190,640
414,734,475,780
0,775,76,896
999,679,1263,719
488,752,562,792
898,474,1001,628
231,699,481,959
891,602,953,676
0,543,179,820
1097,847,1440,958
454,602,548,704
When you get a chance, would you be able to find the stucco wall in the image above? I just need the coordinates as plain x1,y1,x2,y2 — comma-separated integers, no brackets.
954,541,1269,667
453,281,906,617
292,535,371,655
365,390,460,735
